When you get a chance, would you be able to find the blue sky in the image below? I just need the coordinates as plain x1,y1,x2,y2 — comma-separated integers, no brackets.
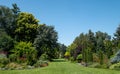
0,0,120,46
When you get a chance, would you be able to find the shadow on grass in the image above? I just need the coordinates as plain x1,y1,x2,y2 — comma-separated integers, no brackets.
52,59,66,62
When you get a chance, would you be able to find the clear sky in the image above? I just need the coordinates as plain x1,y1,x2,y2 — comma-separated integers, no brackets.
0,0,120,46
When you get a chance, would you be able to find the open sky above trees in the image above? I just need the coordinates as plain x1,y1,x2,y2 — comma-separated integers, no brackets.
1,0,120,46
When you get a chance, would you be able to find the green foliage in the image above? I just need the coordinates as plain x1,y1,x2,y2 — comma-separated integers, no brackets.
39,53,49,61
34,60,48,68
109,62,120,70
11,42,37,65
0,54,7,58
0,58,9,65
9,54,17,62
0,4,20,38
111,50,120,64
0,53,8,68
114,25,120,45
34,24,58,59
15,12,38,42
88,63,101,68
64,51,70,59
98,50,104,65
77,54,82,60
0,29,14,51
67,43,77,57
77,54,82,63
5,62,22,70
82,47,93,63
0,60,120,74
70,57,74,62
0,6,14,35
58,43,67,58
104,40,113,58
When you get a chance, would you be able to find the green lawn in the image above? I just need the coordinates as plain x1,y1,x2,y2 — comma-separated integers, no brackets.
0,59,119,74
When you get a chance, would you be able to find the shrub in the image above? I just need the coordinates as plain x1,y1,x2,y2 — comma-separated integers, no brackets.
0,54,9,68
64,51,70,59
39,53,49,61
77,54,82,62
70,57,74,62
34,60,48,68
111,50,120,64
93,53,100,62
88,63,100,68
0,30,14,51
11,42,37,65
9,54,17,62
5,62,22,70
109,62,120,70
0,54,7,58
0,58,9,65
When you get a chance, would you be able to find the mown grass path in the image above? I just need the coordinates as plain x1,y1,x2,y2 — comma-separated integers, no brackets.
0,59,120,74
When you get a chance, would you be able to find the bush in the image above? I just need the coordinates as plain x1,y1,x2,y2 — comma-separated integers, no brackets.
64,51,70,59
0,54,9,68
34,60,48,68
0,58,9,65
0,54,7,58
77,54,82,60
88,63,100,68
70,57,74,62
11,42,37,65
111,50,120,64
88,63,108,69
5,62,22,70
109,62,120,70
0,30,14,51
39,53,49,61
77,54,82,63
9,54,17,62
93,53,100,62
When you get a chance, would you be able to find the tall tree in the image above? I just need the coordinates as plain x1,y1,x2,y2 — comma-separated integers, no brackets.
15,12,39,42
87,30,96,52
58,43,67,58
114,25,120,47
34,24,58,59
95,31,111,53
0,4,20,38
0,6,14,34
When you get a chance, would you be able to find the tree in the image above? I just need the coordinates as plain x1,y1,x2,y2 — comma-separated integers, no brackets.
0,6,14,34
95,31,111,53
87,30,96,52
58,43,67,58
114,25,120,48
15,12,39,42
0,4,20,38
0,29,14,52
12,4,20,15
34,24,58,59
10,3,20,38
104,39,113,58
67,43,77,59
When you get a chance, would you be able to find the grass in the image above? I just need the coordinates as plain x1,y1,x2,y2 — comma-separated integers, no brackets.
0,59,120,74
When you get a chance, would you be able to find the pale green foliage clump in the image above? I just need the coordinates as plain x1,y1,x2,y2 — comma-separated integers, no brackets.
110,62,120,70
64,51,70,59
11,42,37,65
15,12,39,42
111,50,120,64
77,54,82,60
